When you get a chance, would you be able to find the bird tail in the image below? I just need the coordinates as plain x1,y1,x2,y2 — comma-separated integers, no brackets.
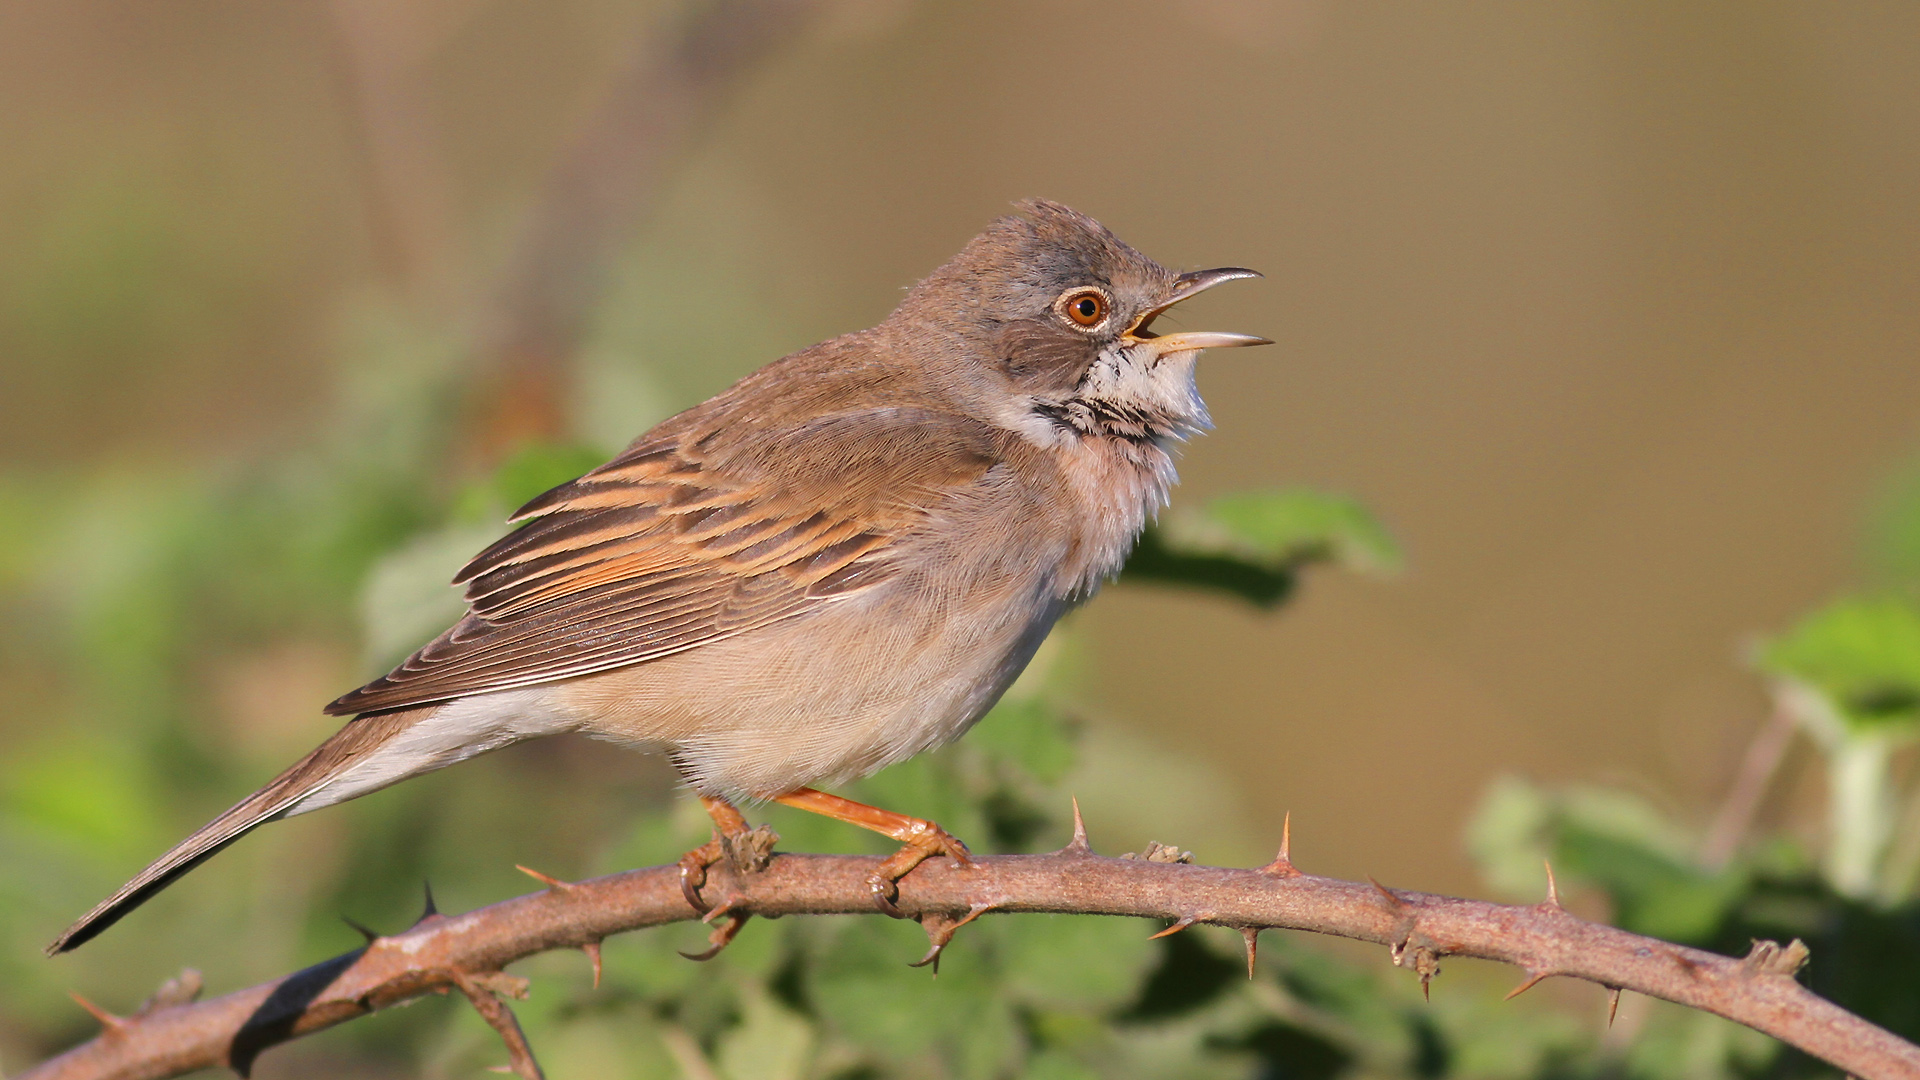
46,707,427,955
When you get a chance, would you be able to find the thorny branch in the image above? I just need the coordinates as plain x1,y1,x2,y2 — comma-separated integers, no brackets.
24,811,1920,1080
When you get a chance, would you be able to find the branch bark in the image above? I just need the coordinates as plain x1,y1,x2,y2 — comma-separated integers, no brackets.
25,831,1920,1080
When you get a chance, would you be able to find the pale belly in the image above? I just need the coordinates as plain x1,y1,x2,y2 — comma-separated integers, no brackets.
550,572,1071,800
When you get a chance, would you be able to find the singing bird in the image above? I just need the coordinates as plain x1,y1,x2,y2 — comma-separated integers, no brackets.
50,200,1268,953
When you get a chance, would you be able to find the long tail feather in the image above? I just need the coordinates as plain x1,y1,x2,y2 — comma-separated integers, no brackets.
47,708,425,954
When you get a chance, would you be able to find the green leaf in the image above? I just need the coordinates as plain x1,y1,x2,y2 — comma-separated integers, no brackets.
966,698,1078,785
455,441,609,523
993,913,1160,1012
805,915,1021,1077
715,986,815,1080
1467,777,1744,944
1866,457,1920,592
1170,490,1402,574
1760,595,1920,738
1122,489,1400,607
356,522,506,673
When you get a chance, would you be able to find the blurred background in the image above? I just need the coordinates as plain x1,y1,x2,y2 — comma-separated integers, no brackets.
5,2,1920,1078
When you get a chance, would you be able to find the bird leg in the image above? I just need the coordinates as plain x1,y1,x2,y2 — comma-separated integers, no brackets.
677,795,753,914
774,787,973,917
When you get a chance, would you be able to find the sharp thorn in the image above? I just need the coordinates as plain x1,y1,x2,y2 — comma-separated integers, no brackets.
70,993,126,1034
1505,970,1550,1001
1421,974,1431,1002
1606,986,1622,1027
342,917,380,945
1150,915,1198,940
1368,877,1404,909
1064,796,1092,854
515,864,572,891
1240,927,1260,979
414,880,440,926
1542,860,1562,910
1261,812,1303,877
583,941,603,990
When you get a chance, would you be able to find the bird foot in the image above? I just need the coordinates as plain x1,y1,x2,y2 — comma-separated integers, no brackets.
870,822,974,918
677,796,777,914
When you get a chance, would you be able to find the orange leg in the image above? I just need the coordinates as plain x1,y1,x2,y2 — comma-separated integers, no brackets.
774,787,974,916
677,795,752,913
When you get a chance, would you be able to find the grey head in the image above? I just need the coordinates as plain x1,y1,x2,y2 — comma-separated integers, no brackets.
888,199,1270,444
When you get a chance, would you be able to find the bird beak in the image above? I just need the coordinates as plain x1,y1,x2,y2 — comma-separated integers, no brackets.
1123,267,1272,353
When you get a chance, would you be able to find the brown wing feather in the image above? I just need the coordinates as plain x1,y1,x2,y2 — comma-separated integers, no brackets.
327,408,999,716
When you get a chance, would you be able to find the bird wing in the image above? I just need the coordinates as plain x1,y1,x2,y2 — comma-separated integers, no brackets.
326,407,1000,716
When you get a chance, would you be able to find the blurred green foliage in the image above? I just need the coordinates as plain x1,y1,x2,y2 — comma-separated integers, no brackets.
6,300,1920,1078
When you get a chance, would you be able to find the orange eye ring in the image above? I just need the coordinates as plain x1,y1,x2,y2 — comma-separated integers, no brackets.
1061,289,1109,328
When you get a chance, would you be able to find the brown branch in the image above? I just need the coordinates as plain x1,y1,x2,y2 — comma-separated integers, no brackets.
24,838,1920,1080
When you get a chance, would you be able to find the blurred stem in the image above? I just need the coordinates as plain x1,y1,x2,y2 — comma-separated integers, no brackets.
326,0,467,312
1876,773,1920,905
1825,736,1895,900
657,1022,724,1080
1778,679,1902,900
473,0,821,458
1699,703,1796,870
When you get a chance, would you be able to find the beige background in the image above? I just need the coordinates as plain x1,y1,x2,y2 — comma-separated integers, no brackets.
5,1,1919,896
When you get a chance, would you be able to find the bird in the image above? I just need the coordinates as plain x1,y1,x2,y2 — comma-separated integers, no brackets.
48,199,1268,954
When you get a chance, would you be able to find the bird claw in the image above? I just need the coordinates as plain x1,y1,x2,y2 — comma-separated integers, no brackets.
677,839,726,915
867,825,973,918
675,822,779,915
679,909,751,962
908,902,995,971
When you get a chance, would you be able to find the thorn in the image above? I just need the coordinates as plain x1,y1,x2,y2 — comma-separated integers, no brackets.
70,992,127,1035
1260,811,1303,877
421,880,440,920
1421,972,1432,1002
1240,927,1261,979
1541,861,1562,910
1505,970,1550,1000
910,902,994,970
1063,797,1092,854
582,941,603,990
342,917,380,945
680,911,750,962
515,864,573,892
1368,877,1404,910
1606,986,1621,1027
1150,915,1198,939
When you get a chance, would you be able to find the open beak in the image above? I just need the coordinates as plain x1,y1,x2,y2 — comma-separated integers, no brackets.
1124,267,1273,353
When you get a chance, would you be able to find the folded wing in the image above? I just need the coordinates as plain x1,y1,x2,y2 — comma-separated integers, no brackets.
328,407,1000,716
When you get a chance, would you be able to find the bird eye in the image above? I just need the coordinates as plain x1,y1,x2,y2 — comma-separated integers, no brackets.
1061,289,1108,328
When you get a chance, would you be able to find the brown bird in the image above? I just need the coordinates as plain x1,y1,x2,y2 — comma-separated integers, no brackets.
49,200,1268,954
